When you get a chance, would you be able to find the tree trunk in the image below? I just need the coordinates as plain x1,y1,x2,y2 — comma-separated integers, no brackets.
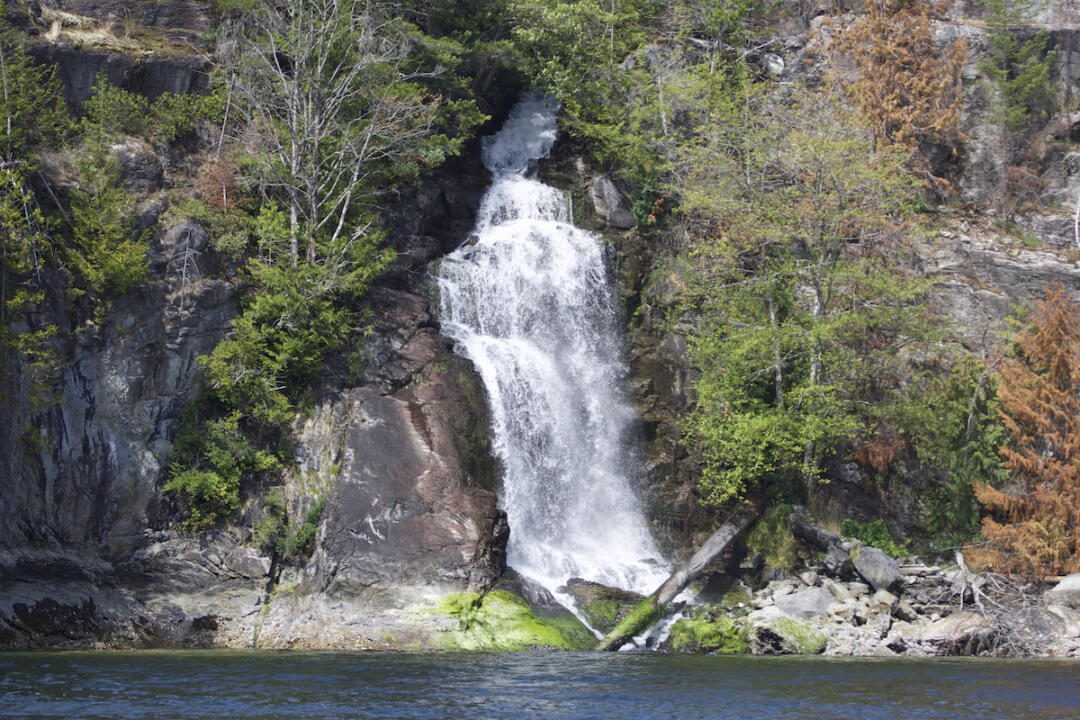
595,511,756,651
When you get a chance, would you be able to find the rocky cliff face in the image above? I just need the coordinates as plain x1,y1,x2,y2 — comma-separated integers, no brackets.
0,103,515,647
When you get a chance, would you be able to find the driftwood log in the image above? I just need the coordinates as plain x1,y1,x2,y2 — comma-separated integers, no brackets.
596,511,756,651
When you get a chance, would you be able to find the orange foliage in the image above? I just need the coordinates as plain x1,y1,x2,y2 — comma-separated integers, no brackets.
971,286,1080,577
854,423,904,475
195,156,244,214
832,0,967,152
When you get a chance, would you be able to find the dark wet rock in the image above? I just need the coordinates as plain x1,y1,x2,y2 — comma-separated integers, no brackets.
28,44,210,111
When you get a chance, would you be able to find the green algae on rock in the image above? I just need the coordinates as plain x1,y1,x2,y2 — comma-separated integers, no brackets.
667,615,749,654
560,578,645,634
429,591,595,651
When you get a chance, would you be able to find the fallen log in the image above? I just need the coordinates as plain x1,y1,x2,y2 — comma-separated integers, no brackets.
789,507,842,550
595,511,756,651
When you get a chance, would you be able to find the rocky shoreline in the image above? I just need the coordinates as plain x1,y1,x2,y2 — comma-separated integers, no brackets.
650,514,1080,659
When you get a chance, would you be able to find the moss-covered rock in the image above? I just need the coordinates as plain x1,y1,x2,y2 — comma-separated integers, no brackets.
748,608,827,655
594,596,664,651
667,615,749,654
429,590,595,650
560,578,645,634
720,584,753,609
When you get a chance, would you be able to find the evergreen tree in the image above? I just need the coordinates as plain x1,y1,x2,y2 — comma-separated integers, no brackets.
832,0,966,168
973,286,1080,577
980,0,1057,135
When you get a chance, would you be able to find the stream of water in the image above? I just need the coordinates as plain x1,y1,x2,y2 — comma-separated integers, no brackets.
436,96,668,599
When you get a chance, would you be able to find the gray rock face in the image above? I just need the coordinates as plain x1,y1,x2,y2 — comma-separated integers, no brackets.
28,45,210,110
851,546,903,593
589,175,636,229
301,288,504,602
112,138,164,195
0,217,238,559
305,385,503,598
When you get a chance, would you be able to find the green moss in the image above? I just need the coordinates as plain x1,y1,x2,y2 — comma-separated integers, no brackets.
746,505,798,571
581,598,621,631
669,615,748,654
720,586,752,609
596,597,662,650
772,618,827,655
430,590,594,651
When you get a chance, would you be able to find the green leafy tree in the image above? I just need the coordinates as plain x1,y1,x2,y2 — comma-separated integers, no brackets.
671,87,927,505
979,0,1057,214
226,0,483,267
166,411,283,529
82,74,225,145
508,0,655,161
0,22,69,163
0,167,59,409
891,357,1007,547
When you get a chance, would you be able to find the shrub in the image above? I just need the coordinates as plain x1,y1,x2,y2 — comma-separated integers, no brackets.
841,519,908,558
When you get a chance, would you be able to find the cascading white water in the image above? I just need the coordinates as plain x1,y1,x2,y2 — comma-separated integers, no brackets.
436,95,669,601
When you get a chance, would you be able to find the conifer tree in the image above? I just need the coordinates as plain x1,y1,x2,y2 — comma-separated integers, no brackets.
833,0,966,156
973,286,1080,576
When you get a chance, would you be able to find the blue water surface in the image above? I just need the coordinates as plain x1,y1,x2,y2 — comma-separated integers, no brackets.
1,651,1078,719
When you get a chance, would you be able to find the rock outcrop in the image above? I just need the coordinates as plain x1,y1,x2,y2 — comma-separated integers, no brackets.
0,80,511,649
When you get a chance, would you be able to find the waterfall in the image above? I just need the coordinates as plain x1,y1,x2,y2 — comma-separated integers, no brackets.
436,95,669,600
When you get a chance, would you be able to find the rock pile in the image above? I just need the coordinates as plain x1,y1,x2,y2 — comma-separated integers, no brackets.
664,513,1080,657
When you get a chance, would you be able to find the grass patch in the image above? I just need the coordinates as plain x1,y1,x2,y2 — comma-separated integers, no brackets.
746,505,798,570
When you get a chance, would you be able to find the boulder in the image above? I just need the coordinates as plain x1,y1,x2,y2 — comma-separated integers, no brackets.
1046,574,1080,610
664,614,748,654
851,546,903,593
748,607,827,655
221,547,271,580
763,53,785,79
774,586,835,619
559,577,644,634
894,600,920,623
870,589,899,611
589,174,635,229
